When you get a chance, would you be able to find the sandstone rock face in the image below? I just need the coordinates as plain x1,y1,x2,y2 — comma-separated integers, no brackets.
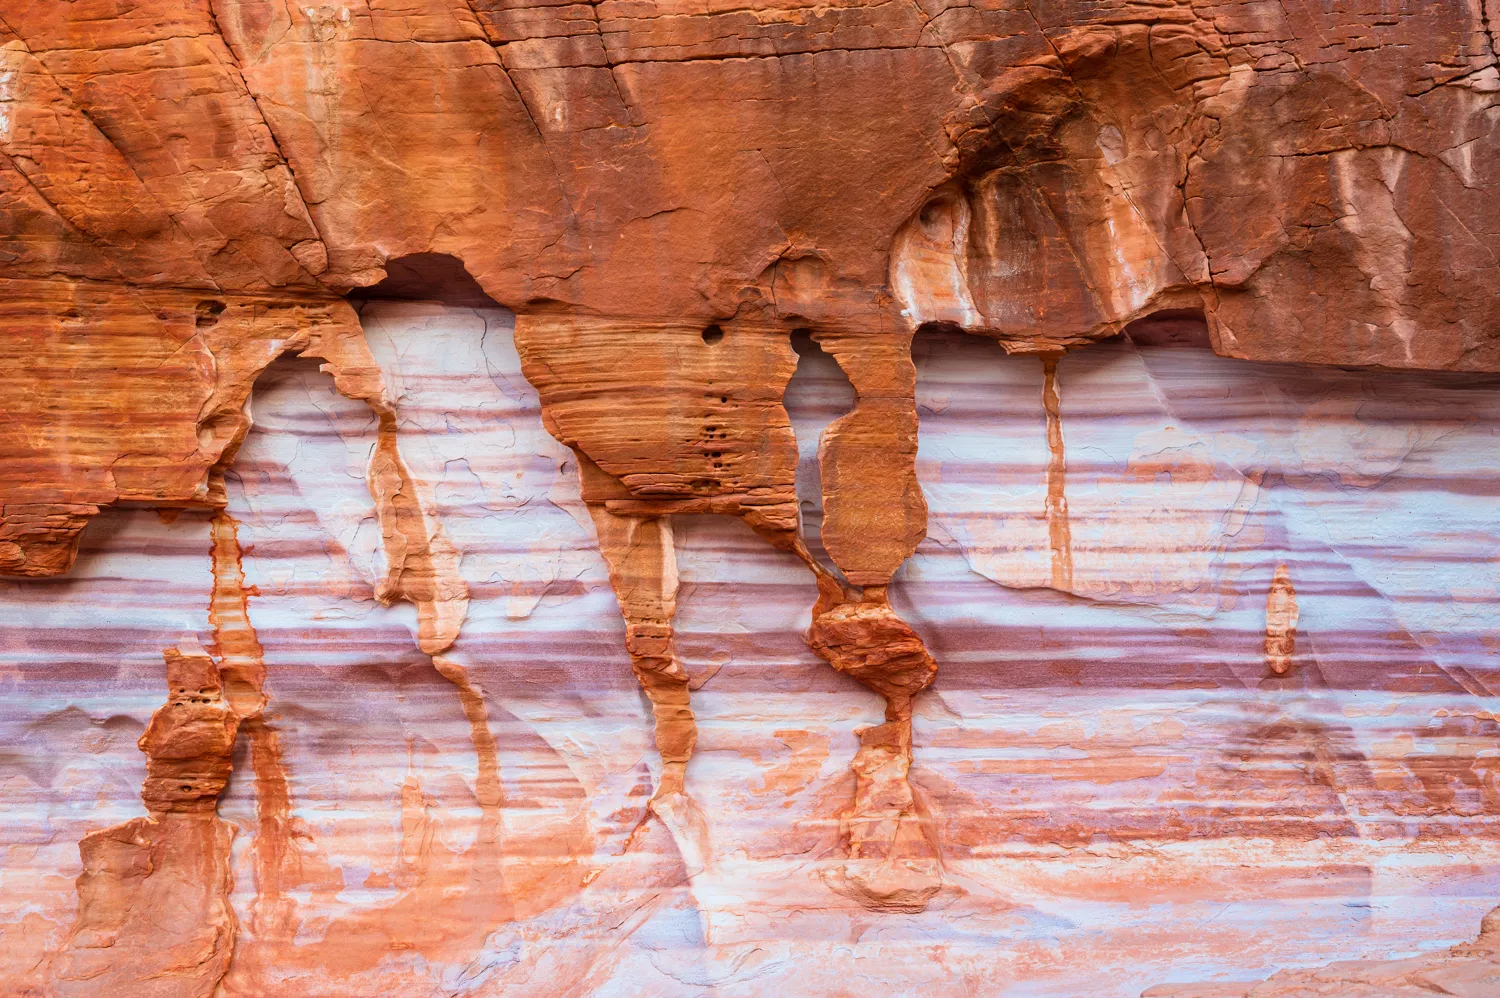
1,2,1499,995
2,301,1497,995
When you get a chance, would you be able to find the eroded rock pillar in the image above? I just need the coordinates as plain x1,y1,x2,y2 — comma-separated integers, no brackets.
50,648,240,998
798,328,944,910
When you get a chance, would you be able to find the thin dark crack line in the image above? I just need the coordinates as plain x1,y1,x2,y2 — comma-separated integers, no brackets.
204,0,332,284
0,15,221,288
455,0,583,225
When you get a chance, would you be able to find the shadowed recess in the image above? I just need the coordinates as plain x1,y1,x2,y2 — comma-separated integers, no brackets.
1124,309,1212,350
783,328,856,574
349,253,499,308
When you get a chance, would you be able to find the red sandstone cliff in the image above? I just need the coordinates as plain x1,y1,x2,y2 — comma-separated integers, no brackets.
2,2,1498,995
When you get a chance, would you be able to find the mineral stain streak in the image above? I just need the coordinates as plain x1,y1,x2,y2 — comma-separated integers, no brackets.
586,503,711,875
50,498,291,997
369,410,470,654
214,382,526,993
1265,563,1300,676
207,505,268,720
49,365,507,995
805,583,942,911
5,0,1500,989
49,521,249,996
1041,353,1074,593
764,369,944,908
204,499,299,947
735,541,943,912
761,513,944,908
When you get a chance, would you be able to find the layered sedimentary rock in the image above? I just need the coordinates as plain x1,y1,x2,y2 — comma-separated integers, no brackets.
1147,908,1500,996
2,1,1499,995
3,302,1498,995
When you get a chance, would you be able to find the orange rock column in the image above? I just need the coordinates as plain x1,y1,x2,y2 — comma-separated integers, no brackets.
800,328,944,911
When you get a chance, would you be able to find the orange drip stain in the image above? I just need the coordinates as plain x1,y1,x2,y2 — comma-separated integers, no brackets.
430,655,503,811
372,413,432,607
53,508,261,997
757,729,832,797
208,506,267,718
367,412,469,652
585,508,699,802
223,670,595,989
211,415,580,992
206,503,304,943
212,495,584,993
1264,563,1299,675
243,719,295,909
1041,353,1073,592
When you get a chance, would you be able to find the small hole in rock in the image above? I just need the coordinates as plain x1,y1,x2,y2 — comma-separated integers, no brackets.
702,324,725,345
196,300,227,327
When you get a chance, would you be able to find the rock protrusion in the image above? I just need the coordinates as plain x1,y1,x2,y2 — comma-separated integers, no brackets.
138,649,241,814
809,591,943,911
51,646,241,997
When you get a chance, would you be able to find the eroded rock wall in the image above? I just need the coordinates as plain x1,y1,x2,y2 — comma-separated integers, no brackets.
2,1,1500,993
2,302,1497,996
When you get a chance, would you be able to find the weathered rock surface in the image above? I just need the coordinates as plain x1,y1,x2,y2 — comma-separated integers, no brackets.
1146,904,1500,996
2,301,1498,995
1,1,1499,994
4,0,1499,570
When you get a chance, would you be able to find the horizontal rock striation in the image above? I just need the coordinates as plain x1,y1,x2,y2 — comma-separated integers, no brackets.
1,1,1499,994
2,301,1498,995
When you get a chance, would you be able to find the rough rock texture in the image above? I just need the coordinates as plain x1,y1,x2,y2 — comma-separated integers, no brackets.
1,0,1499,994
3,302,1497,995
49,649,240,998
